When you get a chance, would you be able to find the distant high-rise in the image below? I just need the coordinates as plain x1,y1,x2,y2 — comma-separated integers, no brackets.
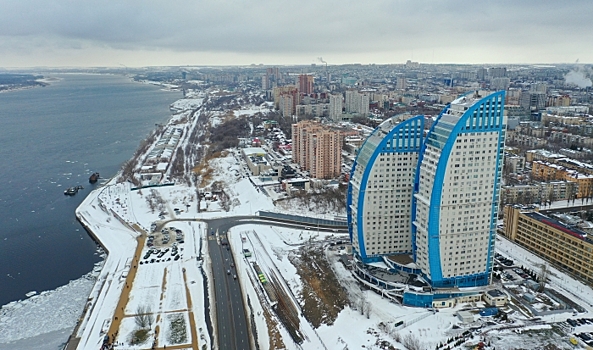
476,68,488,81
329,93,343,121
488,67,507,79
262,74,270,90
520,91,546,112
530,83,547,94
292,121,343,179
396,76,407,90
273,86,299,113
348,91,507,289
279,94,294,117
345,90,370,116
298,74,314,95
491,77,510,91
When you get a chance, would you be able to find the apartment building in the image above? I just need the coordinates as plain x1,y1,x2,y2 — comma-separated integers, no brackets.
291,120,343,179
531,161,593,198
348,115,424,260
348,90,507,289
503,206,593,285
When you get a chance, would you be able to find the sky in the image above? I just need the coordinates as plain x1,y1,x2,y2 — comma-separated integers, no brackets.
1,0,592,67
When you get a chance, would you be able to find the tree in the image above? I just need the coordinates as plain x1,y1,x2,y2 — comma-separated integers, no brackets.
135,305,153,329
402,333,423,350
537,264,549,292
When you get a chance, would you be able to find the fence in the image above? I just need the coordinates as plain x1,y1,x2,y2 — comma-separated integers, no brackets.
256,211,348,228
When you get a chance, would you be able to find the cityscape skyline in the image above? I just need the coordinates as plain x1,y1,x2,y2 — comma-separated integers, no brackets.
1,0,592,67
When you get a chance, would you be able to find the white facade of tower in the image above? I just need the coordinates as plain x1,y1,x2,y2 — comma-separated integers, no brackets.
413,91,506,288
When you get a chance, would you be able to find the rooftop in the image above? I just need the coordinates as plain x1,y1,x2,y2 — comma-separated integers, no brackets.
524,211,592,244
487,289,505,298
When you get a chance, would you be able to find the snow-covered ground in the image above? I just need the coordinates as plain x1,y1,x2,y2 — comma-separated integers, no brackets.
496,235,593,313
226,223,460,349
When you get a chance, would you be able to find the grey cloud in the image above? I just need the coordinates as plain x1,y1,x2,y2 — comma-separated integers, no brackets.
0,0,592,65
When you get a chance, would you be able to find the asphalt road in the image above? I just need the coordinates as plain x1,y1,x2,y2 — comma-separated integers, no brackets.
207,219,251,350
198,216,348,349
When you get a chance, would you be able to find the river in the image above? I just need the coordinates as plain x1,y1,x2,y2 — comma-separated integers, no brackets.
0,74,181,306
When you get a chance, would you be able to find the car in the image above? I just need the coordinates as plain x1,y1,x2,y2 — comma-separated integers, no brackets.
233,274,237,279
227,269,231,275
230,262,235,268
174,255,180,261
305,226,311,230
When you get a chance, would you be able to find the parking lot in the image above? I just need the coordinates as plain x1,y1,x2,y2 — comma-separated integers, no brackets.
141,225,186,265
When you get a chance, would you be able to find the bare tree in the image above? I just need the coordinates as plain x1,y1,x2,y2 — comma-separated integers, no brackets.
135,305,153,329
402,333,423,350
538,263,549,292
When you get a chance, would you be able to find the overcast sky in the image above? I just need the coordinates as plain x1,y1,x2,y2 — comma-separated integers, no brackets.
1,0,591,67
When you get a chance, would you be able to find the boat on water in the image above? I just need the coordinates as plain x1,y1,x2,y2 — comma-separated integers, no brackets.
64,185,84,196
25,291,37,298
89,172,100,183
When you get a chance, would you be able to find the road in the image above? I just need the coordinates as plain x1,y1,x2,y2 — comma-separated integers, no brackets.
157,215,346,349
207,219,251,350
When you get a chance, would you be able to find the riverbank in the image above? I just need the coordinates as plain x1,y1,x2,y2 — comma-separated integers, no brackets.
0,73,180,308
0,74,182,349
66,181,139,350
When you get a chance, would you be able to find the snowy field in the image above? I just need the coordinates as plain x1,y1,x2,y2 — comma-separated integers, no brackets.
109,220,209,349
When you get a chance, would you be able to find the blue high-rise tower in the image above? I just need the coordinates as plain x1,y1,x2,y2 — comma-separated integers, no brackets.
348,91,506,289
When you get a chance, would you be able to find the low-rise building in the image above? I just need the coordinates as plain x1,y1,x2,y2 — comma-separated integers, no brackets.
242,147,271,176
457,310,474,323
483,289,508,307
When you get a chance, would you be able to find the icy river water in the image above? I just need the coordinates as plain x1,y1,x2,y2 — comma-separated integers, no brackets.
0,74,180,306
